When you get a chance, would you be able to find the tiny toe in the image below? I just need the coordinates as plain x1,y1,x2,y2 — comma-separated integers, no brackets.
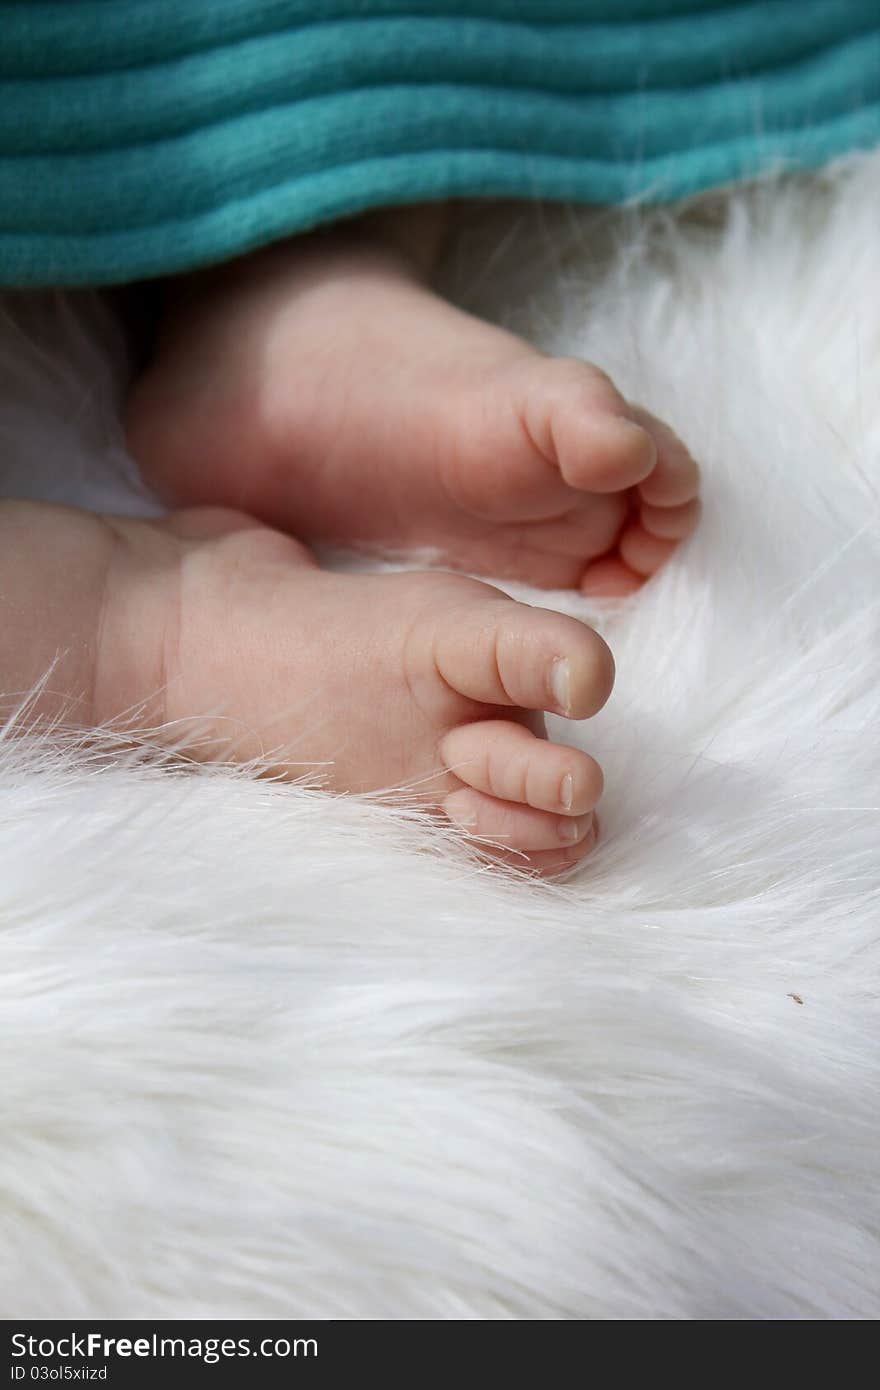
444,787,596,852
488,815,601,875
618,520,679,576
579,556,644,597
486,837,598,876
434,595,615,719
640,497,701,540
440,720,603,815
629,407,700,507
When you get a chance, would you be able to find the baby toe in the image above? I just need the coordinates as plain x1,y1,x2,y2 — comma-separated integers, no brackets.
640,497,701,540
579,556,644,597
630,407,700,507
444,786,597,853
489,839,598,876
618,520,678,577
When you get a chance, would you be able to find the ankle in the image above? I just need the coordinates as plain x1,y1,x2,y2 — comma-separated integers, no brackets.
352,200,453,277
211,200,452,298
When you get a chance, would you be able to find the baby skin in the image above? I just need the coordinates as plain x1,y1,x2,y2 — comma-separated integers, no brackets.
5,205,699,874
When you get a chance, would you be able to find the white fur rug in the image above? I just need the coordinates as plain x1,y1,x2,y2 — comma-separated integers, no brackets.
1,155,879,1320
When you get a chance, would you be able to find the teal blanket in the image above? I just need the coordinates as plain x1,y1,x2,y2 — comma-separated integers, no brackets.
2,0,879,286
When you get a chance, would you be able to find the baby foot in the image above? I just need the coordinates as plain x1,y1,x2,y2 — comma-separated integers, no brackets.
127,224,700,596
99,509,615,874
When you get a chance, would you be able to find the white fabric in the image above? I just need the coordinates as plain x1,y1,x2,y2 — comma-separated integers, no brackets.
1,155,878,1319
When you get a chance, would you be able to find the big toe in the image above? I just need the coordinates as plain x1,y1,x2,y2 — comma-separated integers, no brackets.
518,357,659,495
514,360,701,565
430,583,615,720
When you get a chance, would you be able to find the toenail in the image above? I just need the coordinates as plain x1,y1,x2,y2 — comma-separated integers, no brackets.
549,658,571,715
560,772,573,810
443,794,477,831
558,814,591,844
612,418,657,477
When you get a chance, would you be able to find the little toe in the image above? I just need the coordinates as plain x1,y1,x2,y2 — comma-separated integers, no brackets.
444,787,596,853
433,592,615,719
579,556,644,597
640,497,701,541
488,840,597,876
630,407,700,507
618,520,679,577
440,720,603,815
